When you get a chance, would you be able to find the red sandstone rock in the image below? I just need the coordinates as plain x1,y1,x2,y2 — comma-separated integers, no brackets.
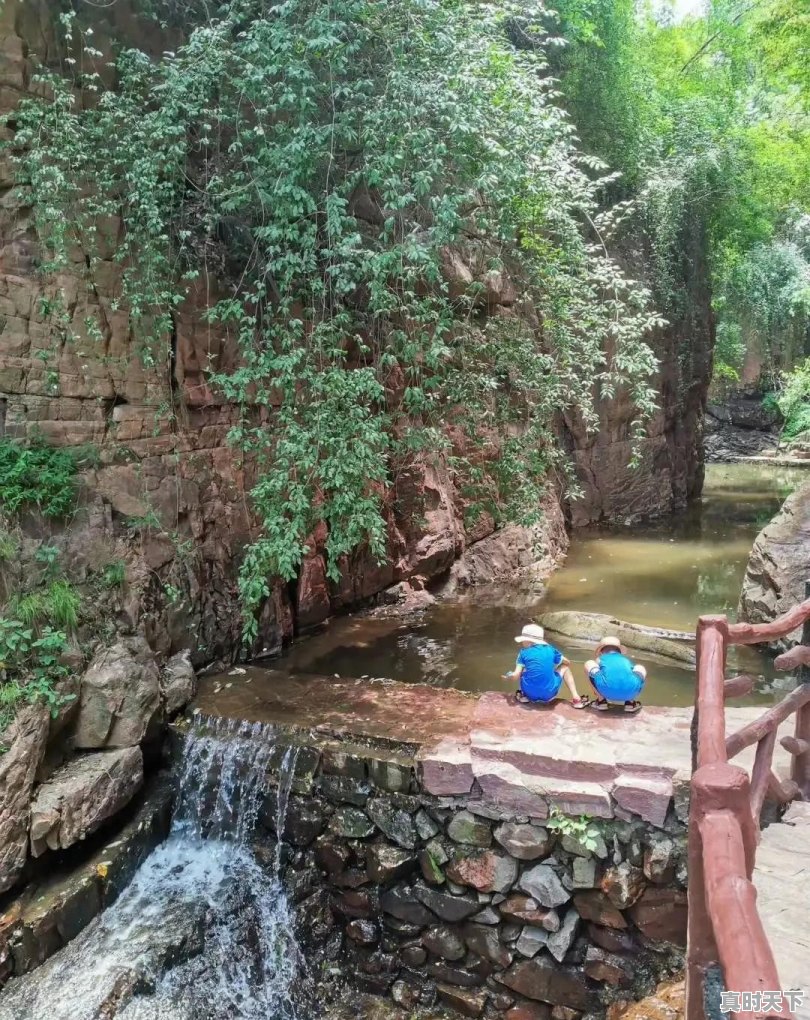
600,863,646,909
346,919,379,946
295,553,331,630
437,985,488,1018
551,1007,581,1020
418,739,474,796
499,895,560,931
446,850,518,894
494,823,555,861
462,922,513,968
627,888,687,946
332,889,375,919
507,1006,552,1020
584,946,633,986
586,924,638,955
572,892,628,930
315,839,350,875
611,775,673,827
496,958,596,1011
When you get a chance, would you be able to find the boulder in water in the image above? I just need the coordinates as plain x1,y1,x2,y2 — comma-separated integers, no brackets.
539,612,695,666
739,481,810,647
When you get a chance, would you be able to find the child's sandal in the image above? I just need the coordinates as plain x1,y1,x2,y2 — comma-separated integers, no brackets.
514,690,530,705
592,698,609,711
571,696,589,710
624,700,642,714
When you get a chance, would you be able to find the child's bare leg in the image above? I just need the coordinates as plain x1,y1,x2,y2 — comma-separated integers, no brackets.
559,665,582,702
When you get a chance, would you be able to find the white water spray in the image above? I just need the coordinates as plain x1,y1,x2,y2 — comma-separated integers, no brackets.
0,716,304,1020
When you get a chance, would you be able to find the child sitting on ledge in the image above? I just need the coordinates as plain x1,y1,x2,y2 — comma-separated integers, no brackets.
585,636,647,714
503,624,588,709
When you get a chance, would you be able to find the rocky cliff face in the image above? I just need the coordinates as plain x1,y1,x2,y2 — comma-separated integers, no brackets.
0,0,712,664
562,225,714,527
739,481,810,645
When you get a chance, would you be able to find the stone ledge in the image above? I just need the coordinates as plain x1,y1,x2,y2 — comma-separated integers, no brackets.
193,669,791,829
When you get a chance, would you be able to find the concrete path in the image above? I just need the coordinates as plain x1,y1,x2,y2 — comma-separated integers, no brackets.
754,801,810,1019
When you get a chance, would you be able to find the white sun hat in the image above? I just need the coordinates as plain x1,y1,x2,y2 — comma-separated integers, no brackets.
514,623,547,644
596,635,624,656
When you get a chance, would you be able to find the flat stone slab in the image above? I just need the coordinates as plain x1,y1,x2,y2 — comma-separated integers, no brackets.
194,669,478,750
754,802,810,1019
194,670,791,826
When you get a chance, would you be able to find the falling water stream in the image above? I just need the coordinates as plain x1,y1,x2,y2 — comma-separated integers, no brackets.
0,718,303,1020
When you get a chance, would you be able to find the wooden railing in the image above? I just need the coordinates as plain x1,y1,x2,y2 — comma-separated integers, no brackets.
687,586,810,1020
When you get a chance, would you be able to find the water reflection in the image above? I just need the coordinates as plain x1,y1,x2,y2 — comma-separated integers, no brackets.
278,464,807,708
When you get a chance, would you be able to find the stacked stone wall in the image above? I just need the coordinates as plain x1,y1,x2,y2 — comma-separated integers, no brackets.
261,731,688,1020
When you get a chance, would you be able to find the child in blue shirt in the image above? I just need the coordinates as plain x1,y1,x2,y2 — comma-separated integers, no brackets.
503,624,587,708
585,636,647,714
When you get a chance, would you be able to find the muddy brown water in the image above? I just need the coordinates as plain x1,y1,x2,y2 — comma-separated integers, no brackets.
273,463,807,708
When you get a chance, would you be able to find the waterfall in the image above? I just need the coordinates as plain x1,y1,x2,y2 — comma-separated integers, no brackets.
0,716,304,1020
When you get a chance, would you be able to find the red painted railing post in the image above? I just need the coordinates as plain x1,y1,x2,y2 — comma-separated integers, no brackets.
790,580,810,799
686,775,715,1020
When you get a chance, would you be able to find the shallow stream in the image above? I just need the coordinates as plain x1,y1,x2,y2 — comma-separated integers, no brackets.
279,463,807,707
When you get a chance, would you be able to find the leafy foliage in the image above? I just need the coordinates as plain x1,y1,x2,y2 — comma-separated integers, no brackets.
776,357,810,439
0,620,73,731
546,806,604,852
552,0,810,380
13,1,662,641
0,439,79,519
101,561,127,588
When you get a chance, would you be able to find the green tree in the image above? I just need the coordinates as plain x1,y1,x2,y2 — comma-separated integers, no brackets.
13,1,662,641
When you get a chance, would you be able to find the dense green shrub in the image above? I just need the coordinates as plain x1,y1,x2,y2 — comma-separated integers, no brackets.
0,440,78,518
14,1,663,641
0,621,73,731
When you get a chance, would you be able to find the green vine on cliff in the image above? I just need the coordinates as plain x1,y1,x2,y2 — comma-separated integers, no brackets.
11,1,662,642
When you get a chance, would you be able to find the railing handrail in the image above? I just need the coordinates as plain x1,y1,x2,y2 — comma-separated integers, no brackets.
727,598,810,645
687,591,810,1020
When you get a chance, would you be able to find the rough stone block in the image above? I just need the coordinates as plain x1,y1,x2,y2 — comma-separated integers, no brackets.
611,774,672,828
516,925,548,958
584,945,633,986
446,850,518,894
423,925,466,961
29,747,143,857
437,984,488,1017
419,740,474,796
600,863,646,909
496,957,597,1011
462,922,513,967
519,864,570,909
447,810,492,847
494,822,554,860
415,882,480,923
627,888,687,946
366,799,416,849
572,892,627,930
547,909,580,963
73,638,160,749
368,757,413,794
380,886,433,926
499,895,560,931
367,845,416,884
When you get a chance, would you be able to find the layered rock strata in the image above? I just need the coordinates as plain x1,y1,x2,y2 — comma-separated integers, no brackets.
739,482,810,646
